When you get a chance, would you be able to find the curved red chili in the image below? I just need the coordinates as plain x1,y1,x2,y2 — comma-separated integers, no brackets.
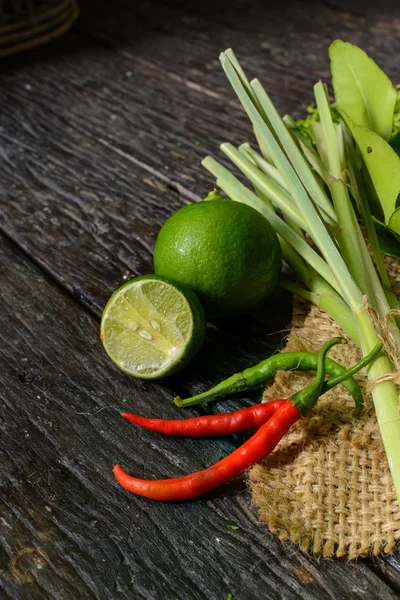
121,400,286,437
113,400,299,501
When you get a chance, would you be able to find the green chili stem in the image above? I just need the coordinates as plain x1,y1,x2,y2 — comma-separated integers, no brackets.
292,338,345,415
325,343,383,388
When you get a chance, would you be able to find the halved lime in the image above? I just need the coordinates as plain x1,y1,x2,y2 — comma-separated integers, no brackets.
100,275,206,379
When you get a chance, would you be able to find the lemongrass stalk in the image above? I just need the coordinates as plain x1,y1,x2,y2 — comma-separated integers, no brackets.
203,155,342,294
279,237,360,344
282,114,330,184
270,205,356,336
289,127,332,186
257,76,400,341
224,69,360,307
242,150,305,239
239,143,288,189
282,114,296,128
343,125,392,290
281,278,360,344
223,49,276,163
278,237,310,281
252,184,274,211
281,279,316,303
253,186,311,282
336,121,346,165
314,83,395,325
311,122,329,167
249,78,337,224
253,184,305,240
218,52,400,500
318,293,360,344
254,125,273,163
221,143,307,231
282,213,305,240
223,52,336,224
220,53,391,315
354,308,400,500
224,48,266,118
314,84,381,303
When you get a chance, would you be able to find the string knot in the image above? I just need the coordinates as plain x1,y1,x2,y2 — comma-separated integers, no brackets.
363,297,400,408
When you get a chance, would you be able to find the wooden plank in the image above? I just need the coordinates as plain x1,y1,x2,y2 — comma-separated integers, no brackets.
0,26,293,402
1,0,399,304
369,556,400,595
1,233,398,600
0,0,398,588
1,0,399,316
75,0,400,112
0,29,230,306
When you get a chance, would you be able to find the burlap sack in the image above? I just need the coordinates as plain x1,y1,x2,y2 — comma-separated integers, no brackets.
249,255,400,559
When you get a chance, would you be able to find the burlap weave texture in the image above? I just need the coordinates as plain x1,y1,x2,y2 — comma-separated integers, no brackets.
249,256,400,559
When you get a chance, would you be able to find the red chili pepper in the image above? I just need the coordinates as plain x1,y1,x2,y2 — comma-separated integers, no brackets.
114,338,345,501
121,400,286,437
113,400,299,501
113,338,380,501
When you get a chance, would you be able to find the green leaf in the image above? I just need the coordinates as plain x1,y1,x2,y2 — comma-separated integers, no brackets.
342,115,400,223
330,40,397,142
227,524,239,530
374,217,400,257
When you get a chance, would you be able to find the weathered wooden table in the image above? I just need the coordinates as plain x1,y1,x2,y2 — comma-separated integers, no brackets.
1,1,400,598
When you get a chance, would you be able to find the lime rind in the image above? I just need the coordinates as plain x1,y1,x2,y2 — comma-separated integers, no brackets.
100,275,205,379
153,200,282,318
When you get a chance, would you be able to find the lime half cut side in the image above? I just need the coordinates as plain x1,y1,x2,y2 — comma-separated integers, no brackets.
100,275,206,379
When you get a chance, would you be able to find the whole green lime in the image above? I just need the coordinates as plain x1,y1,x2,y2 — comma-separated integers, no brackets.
153,200,281,317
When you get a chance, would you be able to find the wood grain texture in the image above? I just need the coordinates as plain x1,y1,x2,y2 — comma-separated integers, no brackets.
1,0,400,304
0,0,399,597
2,0,400,311
0,14,292,400
2,235,399,600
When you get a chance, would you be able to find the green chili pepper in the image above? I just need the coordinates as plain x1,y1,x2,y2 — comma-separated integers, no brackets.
174,343,382,415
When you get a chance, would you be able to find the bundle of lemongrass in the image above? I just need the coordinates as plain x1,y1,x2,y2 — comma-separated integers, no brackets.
202,42,400,503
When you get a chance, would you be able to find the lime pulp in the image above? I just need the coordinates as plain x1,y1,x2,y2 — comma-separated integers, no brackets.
100,275,205,379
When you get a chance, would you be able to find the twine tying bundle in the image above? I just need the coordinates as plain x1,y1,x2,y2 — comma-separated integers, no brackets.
363,298,400,399
249,255,400,559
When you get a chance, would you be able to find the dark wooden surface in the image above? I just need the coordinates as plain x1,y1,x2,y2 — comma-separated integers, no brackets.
1,1,400,598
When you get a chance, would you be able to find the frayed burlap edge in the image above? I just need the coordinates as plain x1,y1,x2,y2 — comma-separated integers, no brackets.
248,255,400,559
